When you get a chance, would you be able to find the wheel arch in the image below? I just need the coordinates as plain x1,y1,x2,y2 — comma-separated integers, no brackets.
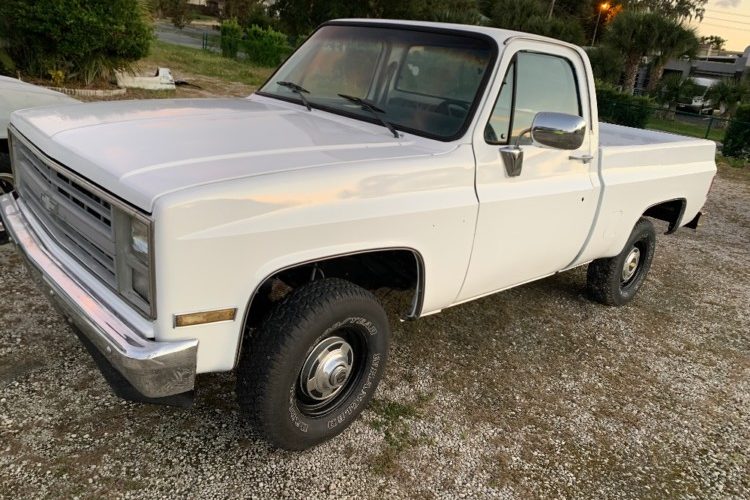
233,247,426,368
642,198,686,235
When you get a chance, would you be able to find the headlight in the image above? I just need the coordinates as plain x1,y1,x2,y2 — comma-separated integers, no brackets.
131,218,149,260
114,209,154,316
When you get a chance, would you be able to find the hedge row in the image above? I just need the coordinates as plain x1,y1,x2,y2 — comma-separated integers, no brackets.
221,20,291,67
596,85,655,129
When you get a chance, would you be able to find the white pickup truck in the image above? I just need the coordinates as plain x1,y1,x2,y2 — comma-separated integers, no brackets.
0,20,716,450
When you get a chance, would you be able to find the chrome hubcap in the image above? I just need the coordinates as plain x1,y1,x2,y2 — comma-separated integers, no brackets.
621,247,641,283
299,336,354,402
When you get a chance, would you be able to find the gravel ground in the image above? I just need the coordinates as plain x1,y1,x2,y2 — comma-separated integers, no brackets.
0,163,748,499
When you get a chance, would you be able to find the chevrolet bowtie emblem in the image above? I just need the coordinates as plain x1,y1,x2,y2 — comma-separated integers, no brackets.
40,192,58,214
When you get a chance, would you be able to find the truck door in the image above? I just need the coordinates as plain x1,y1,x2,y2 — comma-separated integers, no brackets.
457,40,599,302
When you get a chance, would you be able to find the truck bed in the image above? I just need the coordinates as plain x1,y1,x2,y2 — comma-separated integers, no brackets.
576,122,717,264
599,122,702,147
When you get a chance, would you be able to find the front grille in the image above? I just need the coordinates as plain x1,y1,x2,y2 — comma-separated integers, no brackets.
13,134,118,288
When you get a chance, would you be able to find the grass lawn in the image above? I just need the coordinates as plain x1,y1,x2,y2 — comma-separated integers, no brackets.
78,40,276,102
717,154,749,169
646,115,725,142
145,40,274,88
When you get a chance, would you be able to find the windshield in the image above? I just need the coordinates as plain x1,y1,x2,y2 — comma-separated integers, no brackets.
259,24,495,140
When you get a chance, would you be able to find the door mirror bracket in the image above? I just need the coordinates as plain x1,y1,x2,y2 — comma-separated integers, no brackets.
499,128,531,177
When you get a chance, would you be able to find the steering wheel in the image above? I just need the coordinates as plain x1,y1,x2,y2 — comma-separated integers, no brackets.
436,99,469,118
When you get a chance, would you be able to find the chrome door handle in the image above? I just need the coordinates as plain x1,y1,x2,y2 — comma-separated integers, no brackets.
569,153,594,164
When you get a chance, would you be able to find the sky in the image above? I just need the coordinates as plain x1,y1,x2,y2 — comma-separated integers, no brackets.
690,0,750,52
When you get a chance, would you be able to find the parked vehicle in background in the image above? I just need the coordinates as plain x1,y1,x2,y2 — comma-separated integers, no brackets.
0,20,716,450
677,76,718,114
0,76,78,240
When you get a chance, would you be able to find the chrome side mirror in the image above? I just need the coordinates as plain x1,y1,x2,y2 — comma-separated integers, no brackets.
499,112,586,178
530,112,586,151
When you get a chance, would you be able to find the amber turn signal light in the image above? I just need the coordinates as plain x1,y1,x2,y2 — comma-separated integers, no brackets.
174,308,237,327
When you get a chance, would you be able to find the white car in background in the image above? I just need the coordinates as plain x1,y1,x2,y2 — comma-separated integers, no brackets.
0,76,78,238
677,76,719,114
0,75,78,191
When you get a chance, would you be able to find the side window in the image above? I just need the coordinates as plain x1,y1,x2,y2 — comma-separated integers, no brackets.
512,52,581,144
485,52,582,145
484,62,514,144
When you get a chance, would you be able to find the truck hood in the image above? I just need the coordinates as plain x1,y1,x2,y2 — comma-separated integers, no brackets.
11,96,449,212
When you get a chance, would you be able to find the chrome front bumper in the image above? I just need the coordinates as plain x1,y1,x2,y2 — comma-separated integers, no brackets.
0,193,197,399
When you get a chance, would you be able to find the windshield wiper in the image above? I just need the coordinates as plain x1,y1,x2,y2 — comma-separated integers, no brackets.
337,94,399,139
277,81,312,111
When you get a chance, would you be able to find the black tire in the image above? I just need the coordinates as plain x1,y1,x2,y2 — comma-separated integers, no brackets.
587,218,656,306
236,278,390,450
0,151,11,244
0,151,12,194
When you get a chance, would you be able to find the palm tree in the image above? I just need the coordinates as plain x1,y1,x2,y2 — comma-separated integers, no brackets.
646,19,699,93
707,79,750,119
603,11,663,94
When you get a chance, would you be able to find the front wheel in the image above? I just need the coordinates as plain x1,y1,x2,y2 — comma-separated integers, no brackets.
236,278,390,450
0,152,12,194
587,217,656,306
0,151,12,244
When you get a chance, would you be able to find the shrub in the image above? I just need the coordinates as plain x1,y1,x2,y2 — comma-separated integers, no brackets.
241,25,291,66
596,84,655,129
0,47,15,76
154,0,194,29
220,18,242,59
0,0,152,86
723,105,750,159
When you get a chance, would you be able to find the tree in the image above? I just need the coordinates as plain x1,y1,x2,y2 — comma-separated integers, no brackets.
489,0,585,45
155,0,193,29
603,11,663,94
707,79,750,119
700,35,726,52
0,0,152,85
646,19,698,92
587,45,625,85
272,0,483,37
620,0,707,20
225,0,273,28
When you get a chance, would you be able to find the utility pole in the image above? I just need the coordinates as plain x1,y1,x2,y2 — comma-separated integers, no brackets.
548,0,556,19
591,3,610,46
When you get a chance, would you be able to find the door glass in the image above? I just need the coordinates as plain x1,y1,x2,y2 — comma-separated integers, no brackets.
485,62,515,144
511,52,581,144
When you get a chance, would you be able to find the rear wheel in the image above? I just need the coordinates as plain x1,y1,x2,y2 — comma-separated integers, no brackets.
587,218,656,306
236,278,390,450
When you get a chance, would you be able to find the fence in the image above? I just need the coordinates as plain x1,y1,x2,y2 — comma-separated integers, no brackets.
598,98,750,144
